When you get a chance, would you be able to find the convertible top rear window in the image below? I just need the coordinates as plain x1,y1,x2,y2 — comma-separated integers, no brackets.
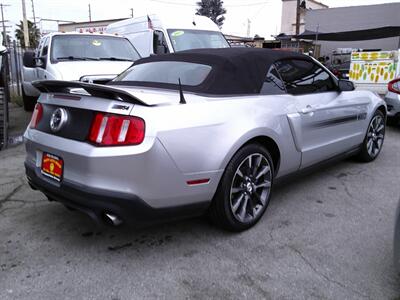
109,48,313,95
114,61,212,86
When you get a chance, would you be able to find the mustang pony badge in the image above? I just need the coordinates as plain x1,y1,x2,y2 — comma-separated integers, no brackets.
50,108,68,132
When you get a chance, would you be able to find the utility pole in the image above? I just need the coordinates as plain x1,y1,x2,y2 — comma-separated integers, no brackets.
246,18,251,38
0,4,10,47
314,24,319,57
130,8,133,18
295,0,301,36
31,0,36,26
21,0,30,48
88,3,92,22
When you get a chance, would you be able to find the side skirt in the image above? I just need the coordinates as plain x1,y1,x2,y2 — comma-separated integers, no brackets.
274,145,362,186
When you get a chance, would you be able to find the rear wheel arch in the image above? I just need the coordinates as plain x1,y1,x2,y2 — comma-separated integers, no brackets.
221,135,280,176
242,136,281,175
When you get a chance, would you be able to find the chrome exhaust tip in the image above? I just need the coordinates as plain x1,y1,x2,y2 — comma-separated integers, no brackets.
104,213,123,226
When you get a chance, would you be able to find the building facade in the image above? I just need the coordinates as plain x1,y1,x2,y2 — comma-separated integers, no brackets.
280,0,328,35
58,19,127,33
304,3,400,57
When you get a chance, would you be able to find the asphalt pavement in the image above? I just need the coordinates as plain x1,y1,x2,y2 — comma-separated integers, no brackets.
1,105,400,300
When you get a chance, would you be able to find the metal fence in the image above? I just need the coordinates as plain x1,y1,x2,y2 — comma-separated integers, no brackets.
8,40,28,97
0,41,33,150
0,52,10,150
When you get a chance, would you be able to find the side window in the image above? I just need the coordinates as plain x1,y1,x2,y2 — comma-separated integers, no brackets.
35,38,43,57
274,59,336,95
260,65,286,95
41,37,49,57
153,30,170,54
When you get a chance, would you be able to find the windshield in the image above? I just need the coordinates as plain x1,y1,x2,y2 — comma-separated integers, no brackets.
113,61,212,86
167,29,230,52
50,35,140,62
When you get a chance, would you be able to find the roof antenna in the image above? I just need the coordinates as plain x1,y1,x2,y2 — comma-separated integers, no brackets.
178,78,186,104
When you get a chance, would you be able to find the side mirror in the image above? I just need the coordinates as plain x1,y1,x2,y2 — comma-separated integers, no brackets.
23,51,36,68
338,79,355,92
35,57,46,68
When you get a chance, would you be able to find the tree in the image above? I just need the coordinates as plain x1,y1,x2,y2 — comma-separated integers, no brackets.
196,0,227,28
15,20,40,49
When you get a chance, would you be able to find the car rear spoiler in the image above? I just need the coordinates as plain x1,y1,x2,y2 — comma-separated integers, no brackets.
32,80,152,107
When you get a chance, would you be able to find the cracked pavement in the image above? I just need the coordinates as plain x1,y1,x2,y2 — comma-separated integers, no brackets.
1,105,400,299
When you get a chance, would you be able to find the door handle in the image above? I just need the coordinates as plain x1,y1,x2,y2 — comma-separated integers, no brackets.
301,105,316,114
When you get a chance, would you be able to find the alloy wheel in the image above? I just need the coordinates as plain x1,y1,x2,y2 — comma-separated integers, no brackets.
230,153,272,223
366,114,385,158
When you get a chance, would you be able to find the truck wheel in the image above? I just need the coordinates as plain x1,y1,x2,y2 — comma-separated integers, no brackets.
209,144,274,231
22,88,37,112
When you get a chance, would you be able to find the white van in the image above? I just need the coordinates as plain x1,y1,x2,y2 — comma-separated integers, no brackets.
22,32,140,111
106,14,230,57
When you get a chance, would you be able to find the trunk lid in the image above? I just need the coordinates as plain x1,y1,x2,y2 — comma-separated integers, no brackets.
30,80,188,142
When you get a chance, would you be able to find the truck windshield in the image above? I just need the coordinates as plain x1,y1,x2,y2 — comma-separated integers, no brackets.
50,35,140,62
167,29,229,52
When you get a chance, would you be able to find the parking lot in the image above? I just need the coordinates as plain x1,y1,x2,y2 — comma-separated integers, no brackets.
1,105,400,300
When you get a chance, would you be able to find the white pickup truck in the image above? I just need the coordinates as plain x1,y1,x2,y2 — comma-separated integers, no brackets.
22,32,141,111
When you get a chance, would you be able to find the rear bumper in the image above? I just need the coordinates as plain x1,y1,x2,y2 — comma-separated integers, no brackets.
25,161,209,226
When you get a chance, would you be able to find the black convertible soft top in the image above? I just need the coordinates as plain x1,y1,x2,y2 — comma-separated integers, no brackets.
109,48,311,95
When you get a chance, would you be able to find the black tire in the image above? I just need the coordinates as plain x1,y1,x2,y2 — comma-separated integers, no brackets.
357,110,385,162
22,88,37,112
209,143,274,231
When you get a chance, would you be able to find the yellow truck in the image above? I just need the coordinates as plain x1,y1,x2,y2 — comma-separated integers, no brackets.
349,50,399,95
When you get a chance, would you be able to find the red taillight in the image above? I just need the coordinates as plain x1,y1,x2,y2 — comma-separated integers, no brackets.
29,103,43,129
332,69,341,77
88,113,145,146
388,78,400,94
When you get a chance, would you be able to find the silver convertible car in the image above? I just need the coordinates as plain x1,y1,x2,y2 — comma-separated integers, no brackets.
24,48,386,231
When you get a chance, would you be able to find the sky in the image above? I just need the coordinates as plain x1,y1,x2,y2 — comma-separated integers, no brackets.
5,0,400,39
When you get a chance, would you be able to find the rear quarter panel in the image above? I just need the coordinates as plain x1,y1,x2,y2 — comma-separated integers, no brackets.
132,94,301,179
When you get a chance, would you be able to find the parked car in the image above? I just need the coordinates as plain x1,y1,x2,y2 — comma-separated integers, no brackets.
106,14,230,57
329,60,351,80
384,78,400,125
21,32,141,111
24,48,386,231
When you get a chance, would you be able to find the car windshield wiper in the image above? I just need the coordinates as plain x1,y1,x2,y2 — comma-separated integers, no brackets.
56,56,100,61
99,57,133,61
